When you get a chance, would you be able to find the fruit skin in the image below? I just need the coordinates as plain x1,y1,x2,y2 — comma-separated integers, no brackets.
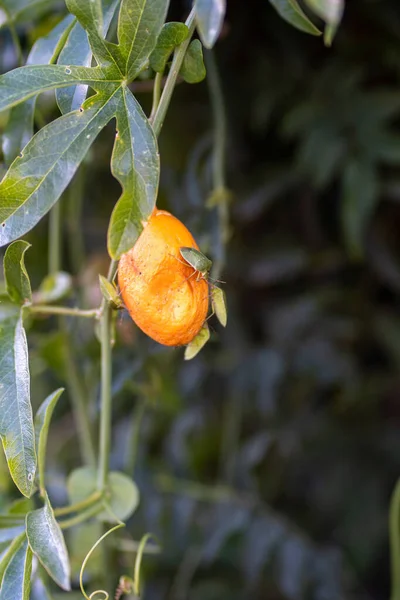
118,209,209,347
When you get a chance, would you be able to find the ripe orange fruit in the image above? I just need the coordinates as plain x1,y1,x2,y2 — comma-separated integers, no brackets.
118,208,209,347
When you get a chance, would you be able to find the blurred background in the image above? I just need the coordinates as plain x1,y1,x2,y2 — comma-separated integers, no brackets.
2,0,400,598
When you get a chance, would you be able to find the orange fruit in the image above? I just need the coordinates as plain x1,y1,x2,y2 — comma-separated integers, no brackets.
118,208,209,347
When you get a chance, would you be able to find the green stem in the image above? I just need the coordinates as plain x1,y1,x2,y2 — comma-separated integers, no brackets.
30,305,99,319
48,200,62,274
126,398,147,476
67,165,86,278
59,501,103,530
97,261,117,491
150,72,163,121
151,7,196,137
390,478,400,600
54,491,102,517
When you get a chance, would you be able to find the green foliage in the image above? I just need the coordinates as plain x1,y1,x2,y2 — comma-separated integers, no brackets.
180,39,206,84
0,534,32,600
150,22,189,73
268,0,321,35
68,468,139,522
4,240,31,305
34,389,64,494
26,494,70,590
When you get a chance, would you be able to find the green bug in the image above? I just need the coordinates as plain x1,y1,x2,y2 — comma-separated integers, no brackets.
179,247,213,281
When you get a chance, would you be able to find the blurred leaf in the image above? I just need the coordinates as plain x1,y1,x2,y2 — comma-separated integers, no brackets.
304,0,344,25
57,0,121,113
68,468,139,522
4,240,32,305
2,15,76,165
184,323,210,360
0,90,119,248
26,494,70,591
324,22,338,46
33,272,72,304
180,40,206,84
341,160,379,259
0,526,25,544
107,86,160,258
34,389,64,494
268,0,321,35
118,0,169,79
150,22,189,73
30,576,55,600
0,534,32,600
0,310,36,498
0,0,55,27
195,0,226,49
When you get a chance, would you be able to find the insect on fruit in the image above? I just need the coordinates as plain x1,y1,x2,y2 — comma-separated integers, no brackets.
118,209,209,347
179,247,212,282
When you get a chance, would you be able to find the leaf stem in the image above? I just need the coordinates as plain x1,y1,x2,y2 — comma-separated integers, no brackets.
97,260,117,491
149,72,163,121
30,305,99,319
54,490,102,517
48,200,62,274
151,7,196,137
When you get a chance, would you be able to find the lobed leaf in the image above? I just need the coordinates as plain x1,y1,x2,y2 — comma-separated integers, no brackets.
118,0,169,80
268,0,321,35
0,89,120,248
57,0,121,114
195,0,226,49
26,494,70,591
0,310,36,498
180,39,206,84
0,533,32,600
34,389,64,495
149,22,189,73
2,15,76,166
107,86,160,258
0,64,120,113
4,241,32,305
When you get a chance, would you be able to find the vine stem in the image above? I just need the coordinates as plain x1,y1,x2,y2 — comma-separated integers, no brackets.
150,7,196,137
97,260,118,491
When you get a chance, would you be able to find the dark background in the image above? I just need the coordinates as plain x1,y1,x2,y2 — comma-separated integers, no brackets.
2,1,400,598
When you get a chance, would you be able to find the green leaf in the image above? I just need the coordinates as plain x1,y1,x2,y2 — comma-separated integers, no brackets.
0,526,25,544
0,534,32,600
0,533,26,585
184,322,210,360
341,160,379,260
149,22,189,73
211,286,227,327
180,39,206,84
2,15,76,165
26,494,70,591
107,86,159,258
34,389,64,495
68,468,139,522
268,0,321,35
195,0,226,49
118,0,169,80
304,0,344,26
31,575,55,600
33,272,72,304
0,311,36,498
0,64,119,113
57,0,121,114
66,0,123,74
4,241,32,305
0,90,120,248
